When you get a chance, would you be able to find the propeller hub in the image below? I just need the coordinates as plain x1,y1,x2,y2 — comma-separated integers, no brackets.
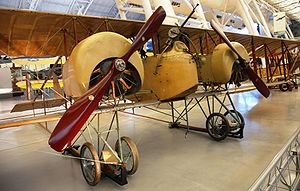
115,59,126,72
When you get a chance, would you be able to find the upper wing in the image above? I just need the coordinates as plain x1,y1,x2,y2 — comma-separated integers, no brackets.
0,8,145,56
1,8,299,58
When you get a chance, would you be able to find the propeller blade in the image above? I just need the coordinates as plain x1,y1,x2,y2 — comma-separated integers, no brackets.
121,6,166,62
246,66,270,98
210,20,270,98
49,7,166,152
211,20,242,60
48,65,118,151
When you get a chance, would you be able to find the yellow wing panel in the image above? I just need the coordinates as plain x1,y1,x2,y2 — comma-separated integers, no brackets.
16,80,64,89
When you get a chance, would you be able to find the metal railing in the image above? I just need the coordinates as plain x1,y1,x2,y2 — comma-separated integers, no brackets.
249,127,300,191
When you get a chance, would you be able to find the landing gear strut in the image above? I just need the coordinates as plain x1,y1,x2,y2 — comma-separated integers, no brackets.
66,109,139,187
168,88,245,140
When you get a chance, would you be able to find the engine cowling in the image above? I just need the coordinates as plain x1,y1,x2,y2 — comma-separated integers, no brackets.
63,32,144,97
199,42,249,84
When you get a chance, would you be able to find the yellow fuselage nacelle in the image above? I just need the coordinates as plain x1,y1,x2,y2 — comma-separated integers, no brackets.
198,42,249,84
140,41,199,101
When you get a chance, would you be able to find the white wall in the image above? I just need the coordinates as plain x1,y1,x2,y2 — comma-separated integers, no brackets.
0,67,12,93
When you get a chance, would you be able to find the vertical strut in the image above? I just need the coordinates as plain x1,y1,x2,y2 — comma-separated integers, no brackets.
212,95,215,113
171,102,175,123
97,113,100,156
184,98,189,137
226,93,241,124
206,96,211,115
116,110,123,162
264,44,270,82
281,41,287,81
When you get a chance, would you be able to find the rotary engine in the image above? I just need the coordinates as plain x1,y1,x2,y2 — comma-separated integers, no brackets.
198,42,250,86
63,32,144,99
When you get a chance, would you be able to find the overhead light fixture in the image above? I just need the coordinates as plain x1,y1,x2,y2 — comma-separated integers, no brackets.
28,58,39,62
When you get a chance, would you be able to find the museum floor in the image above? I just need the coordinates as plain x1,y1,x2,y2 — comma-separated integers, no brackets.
0,89,299,191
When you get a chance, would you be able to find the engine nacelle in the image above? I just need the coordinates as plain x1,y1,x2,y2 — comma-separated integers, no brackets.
198,42,249,84
63,32,144,97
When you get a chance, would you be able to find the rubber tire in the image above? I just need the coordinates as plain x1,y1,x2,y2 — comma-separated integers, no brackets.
80,142,101,186
290,80,298,89
279,83,289,92
206,113,230,141
224,110,245,134
115,136,139,175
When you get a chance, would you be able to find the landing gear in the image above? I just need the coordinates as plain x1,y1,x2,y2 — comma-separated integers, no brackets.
165,89,245,141
279,83,289,92
206,113,229,141
80,142,101,186
65,108,139,187
100,136,139,186
115,136,139,175
271,77,299,92
290,80,298,89
224,110,244,137
78,135,139,187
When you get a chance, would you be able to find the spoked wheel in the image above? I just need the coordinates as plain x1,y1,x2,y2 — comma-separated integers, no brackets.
206,113,230,141
115,136,139,175
80,142,101,186
224,110,245,134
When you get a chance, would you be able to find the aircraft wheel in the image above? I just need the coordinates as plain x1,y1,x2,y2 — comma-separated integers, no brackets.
80,142,101,186
290,80,298,89
224,110,245,134
294,81,298,89
206,113,229,141
115,136,139,175
279,83,289,92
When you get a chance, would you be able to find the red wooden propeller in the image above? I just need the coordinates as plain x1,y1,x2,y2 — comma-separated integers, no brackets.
49,6,166,152
210,20,270,98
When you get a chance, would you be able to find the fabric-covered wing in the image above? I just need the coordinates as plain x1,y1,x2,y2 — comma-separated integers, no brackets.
0,8,300,58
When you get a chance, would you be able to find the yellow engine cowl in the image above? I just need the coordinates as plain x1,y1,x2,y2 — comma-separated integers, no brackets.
63,32,144,97
199,42,249,84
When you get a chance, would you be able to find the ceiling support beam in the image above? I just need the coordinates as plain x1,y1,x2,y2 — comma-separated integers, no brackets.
67,0,95,15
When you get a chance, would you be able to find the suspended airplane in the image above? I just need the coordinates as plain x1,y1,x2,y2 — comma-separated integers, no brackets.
0,4,298,187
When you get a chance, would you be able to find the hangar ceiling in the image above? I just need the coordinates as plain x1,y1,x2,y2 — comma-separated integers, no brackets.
0,0,299,37
0,0,143,20
1,0,300,22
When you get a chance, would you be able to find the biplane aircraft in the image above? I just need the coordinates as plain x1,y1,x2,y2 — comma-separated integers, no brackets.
0,5,300,187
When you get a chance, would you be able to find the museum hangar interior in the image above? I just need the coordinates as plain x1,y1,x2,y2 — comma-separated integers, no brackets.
0,0,300,190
